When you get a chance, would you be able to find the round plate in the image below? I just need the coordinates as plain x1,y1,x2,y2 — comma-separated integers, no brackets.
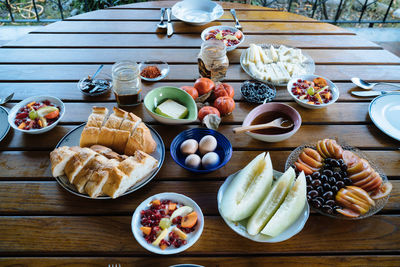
217,170,310,242
0,106,10,142
369,93,400,141
55,123,165,199
285,142,390,220
131,192,204,255
240,44,315,87
172,0,224,25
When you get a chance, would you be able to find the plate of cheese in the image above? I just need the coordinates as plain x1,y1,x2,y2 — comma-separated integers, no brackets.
240,44,315,86
50,106,165,199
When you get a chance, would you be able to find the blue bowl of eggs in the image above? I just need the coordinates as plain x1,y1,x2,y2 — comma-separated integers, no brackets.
170,128,232,173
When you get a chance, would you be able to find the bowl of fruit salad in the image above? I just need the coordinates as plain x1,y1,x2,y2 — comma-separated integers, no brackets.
287,75,339,109
201,26,244,52
8,95,64,134
132,192,204,255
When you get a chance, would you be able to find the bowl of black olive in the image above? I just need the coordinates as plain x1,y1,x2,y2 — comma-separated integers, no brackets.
78,74,112,96
240,80,276,104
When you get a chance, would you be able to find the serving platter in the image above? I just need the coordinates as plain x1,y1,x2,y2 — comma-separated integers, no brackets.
285,142,390,220
240,44,315,87
217,170,310,243
55,123,165,199
0,106,10,142
369,93,400,142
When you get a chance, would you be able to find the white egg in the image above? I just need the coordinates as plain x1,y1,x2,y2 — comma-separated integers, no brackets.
185,154,201,169
199,135,217,155
201,152,220,169
180,139,198,155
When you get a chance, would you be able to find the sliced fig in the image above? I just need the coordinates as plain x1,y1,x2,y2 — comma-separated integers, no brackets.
348,158,370,175
349,166,373,182
319,140,331,158
363,175,383,192
316,141,328,158
297,157,319,172
354,171,378,188
326,140,336,158
342,150,360,168
332,143,344,159
370,182,392,200
303,148,322,162
300,152,323,169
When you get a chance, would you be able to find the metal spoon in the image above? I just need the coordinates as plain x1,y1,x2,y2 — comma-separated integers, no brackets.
351,77,400,90
230,9,242,29
90,64,104,80
157,8,166,29
0,92,14,105
232,117,293,134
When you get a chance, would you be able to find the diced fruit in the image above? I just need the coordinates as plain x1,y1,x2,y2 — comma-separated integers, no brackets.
261,171,307,237
160,243,168,250
220,152,273,221
37,106,58,118
181,211,198,228
172,227,187,240
159,218,171,230
247,167,295,235
18,122,26,129
313,77,328,87
39,117,48,128
140,226,151,235
170,206,193,221
26,101,36,108
155,99,188,119
234,31,243,39
370,182,392,200
152,199,160,206
29,110,38,120
168,203,177,211
44,109,59,119
152,228,169,247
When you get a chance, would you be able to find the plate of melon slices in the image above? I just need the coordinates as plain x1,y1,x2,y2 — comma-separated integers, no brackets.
217,152,310,243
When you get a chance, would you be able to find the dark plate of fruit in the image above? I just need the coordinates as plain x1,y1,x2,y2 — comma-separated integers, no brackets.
285,139,392,219
131,192,204,254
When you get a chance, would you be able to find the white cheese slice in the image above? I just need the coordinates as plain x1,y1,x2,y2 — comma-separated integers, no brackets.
155,99,188,119
269,45,279,62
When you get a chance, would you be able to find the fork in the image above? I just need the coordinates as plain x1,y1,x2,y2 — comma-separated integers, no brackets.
108,264,121,267
230,9,242,29
0,92,14,105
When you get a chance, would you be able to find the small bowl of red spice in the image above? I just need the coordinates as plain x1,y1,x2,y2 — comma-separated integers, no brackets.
140,60,170,82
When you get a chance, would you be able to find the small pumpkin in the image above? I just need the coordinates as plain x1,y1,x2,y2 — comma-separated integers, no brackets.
213,96,235,116
214,83,234,99
194,77,215,95
181,86,199,100
198,106,220,121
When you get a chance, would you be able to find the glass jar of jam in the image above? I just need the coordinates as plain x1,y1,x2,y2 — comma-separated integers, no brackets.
112,61,142,107
198,40,229,82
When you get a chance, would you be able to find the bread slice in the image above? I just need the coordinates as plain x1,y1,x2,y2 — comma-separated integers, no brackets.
112,129,131,154
97,127,115,148
79,127,101,147
90,145,128,162
73,154,109,193
85,158,119,198
102,150,158,198
64,147,97,183
87,107,109,127
50,146,77,177
120,113,141,133
124,122,157,155
104,107,127,129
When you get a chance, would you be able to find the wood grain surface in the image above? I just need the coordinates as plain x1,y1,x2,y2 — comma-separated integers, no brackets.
1,0,399,265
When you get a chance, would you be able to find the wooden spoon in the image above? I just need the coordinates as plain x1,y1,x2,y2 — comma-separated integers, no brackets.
233,117,293,134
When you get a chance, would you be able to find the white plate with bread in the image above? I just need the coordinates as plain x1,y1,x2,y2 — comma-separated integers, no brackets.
50,106,165,199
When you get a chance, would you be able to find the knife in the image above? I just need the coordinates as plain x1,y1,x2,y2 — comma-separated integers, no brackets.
351,90,400,97
166,8,173,37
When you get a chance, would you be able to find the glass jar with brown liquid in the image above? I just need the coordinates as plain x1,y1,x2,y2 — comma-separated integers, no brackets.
198,40,229,82
112,61,142,107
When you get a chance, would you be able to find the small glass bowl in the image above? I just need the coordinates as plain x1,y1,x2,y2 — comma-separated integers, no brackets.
139,60,169,82
77,73,112,96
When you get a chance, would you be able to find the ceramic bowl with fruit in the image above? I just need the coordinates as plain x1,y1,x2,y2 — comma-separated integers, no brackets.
201,26,244,52
218,152,310,242
131,192,204,255
241,103,301,143
170,128,232,173
285,139,392,219
287,75,339,109
8,95,65,134
144,86,198,125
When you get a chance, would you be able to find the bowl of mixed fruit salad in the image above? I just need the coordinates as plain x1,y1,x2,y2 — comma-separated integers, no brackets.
8,95,64,134
287,75,339,109
132,192,204,254
201,26,244,51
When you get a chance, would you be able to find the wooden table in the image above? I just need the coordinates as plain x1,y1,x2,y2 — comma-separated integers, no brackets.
1,1,399,266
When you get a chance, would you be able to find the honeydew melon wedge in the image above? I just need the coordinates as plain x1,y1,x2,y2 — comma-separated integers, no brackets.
220,152,273,221
261,171,307,237
246,167,295,236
